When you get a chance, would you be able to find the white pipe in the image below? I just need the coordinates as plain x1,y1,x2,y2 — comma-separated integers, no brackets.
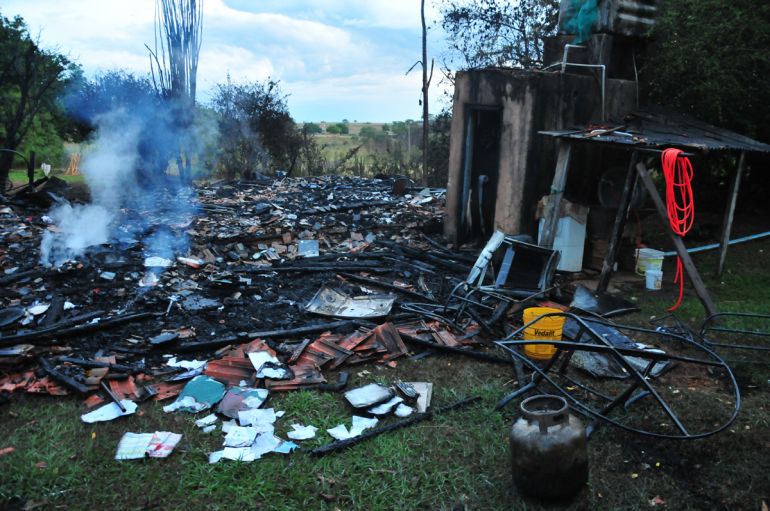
559,44,605,121
662,231,770,257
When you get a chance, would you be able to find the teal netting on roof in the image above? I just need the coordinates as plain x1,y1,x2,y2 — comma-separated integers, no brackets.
562,0,599,44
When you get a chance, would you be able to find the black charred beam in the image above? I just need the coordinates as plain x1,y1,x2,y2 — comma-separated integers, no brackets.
377,240,471,273
0,311,159,346
58,356,134,373
338,273,438,303
39,356,89,394
400,333,512,365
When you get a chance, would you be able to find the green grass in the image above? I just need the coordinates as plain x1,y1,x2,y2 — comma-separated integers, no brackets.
7,169,85,186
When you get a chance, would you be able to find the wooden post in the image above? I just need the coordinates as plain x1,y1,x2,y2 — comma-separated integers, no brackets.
539,140,572,248
635,161,718,317
716,151,746,277
597,151,639,293
27,151,35,186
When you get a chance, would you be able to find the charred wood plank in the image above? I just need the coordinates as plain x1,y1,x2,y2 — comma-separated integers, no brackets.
400,333,511,364
0,269,44,286
39,356,89,394
377,241,470,273
338,273,438,303
58,356,133,373
177,320,358,353
0,311,159,346
243,265,397,274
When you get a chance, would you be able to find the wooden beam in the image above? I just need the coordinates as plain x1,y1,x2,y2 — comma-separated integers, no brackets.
597,151,639,293
716,151,746,277
539,140,572,248
635,161,718,316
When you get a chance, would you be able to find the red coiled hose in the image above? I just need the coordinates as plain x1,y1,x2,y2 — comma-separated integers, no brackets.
661,148,694,311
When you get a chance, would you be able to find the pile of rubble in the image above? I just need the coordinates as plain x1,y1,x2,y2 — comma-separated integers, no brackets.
0,174,743,462
0,175,499,460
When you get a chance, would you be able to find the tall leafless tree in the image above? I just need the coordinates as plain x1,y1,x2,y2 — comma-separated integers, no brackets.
408,0,434,186
146,0,203,184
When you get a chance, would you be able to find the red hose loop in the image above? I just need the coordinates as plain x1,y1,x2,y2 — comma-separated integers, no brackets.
661,148,694,311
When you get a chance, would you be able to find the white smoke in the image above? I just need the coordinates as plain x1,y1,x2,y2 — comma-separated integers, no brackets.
39,204,113,265
39,109,143,266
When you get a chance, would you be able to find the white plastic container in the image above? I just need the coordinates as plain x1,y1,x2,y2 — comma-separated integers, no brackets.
537,211,589,272
635,248,664,276
645,268,663,290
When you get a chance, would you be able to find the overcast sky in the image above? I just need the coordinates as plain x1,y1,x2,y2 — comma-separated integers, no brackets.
2,0,452,122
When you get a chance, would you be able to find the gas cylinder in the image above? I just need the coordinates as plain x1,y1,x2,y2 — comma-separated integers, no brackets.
510,394,588,500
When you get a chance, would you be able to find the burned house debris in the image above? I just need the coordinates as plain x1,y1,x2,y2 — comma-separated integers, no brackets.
0,166,748,462
0,0,768,506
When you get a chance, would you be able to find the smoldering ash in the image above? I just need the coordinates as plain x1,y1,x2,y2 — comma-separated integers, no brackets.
39,106,201,267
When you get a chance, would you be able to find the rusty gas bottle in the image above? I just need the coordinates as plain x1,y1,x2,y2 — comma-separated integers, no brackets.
510,394,588,500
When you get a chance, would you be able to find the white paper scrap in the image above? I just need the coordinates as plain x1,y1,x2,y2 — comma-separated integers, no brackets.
286,423,318,440
115,433,153,460
394,403,414,417
350,415,378,436
238,407,278,429
167,357,207,370
81,400,137,423
250,433,282,458
247,351,279,372
327,416,378,440
274,440,298,454
222,446,256,462
327,424,353,441
147,431,183,458
195,414,218,428
223,426,258,447
163,395,205,413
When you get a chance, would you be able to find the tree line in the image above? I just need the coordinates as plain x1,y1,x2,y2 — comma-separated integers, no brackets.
2,1,769,196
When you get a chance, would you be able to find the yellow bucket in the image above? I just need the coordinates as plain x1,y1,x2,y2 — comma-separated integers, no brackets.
522,307,565,361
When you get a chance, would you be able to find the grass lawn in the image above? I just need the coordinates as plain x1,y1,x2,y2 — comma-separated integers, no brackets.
6,169,85,188
1,240,768,510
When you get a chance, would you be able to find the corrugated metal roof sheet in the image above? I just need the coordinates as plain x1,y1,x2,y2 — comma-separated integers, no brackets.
539,107,770,153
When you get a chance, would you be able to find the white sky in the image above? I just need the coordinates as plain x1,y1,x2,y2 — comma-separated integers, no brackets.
2,0,452,122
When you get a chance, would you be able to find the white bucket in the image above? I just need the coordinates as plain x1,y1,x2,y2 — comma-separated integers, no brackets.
645,268,663,290
635,248,664,276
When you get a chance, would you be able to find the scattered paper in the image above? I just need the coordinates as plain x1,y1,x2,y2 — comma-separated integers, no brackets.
368,396,404,416
286,423,318,440
81,400,137,423
247,351,291,379
115,433,153,460
273,440,298,454
344,383,393,408
27,304,50,316
217,387,268,418
238,408,282,431
250,433,282,458
327,416,378,440
394,403,415,417
195,414,218,428
144,256,174,268
163,375,225,413
147,432,182,458
167,357,207,370
406,382,433,413
224,426,258,448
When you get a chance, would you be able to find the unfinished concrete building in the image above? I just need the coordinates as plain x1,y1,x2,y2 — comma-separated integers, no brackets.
444,0,658,244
